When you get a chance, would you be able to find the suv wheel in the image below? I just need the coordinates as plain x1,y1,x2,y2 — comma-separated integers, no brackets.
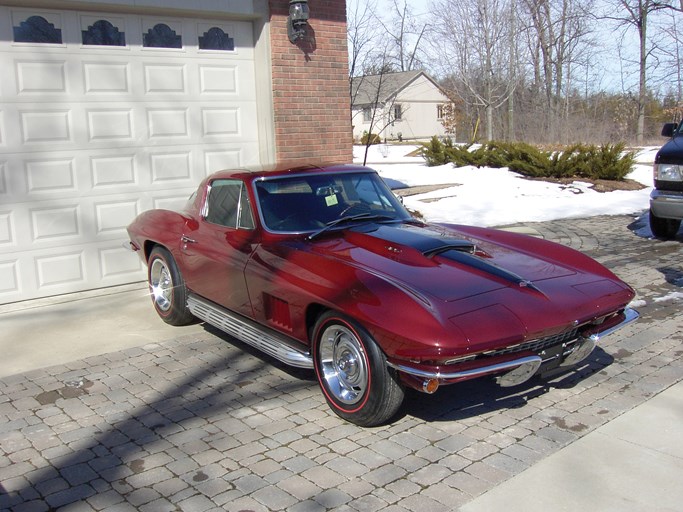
649,210,681,240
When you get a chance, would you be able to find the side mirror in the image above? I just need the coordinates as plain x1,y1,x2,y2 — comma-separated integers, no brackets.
661,123,678,137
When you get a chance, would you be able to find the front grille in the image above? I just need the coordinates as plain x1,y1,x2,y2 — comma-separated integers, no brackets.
484,329,579,358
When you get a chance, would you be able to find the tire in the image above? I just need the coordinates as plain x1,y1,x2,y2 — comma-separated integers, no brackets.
312,311,404,427
147,246,194,326
649,210,681,240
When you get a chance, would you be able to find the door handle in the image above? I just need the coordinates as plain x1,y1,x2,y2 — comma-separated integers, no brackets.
181,235,197,244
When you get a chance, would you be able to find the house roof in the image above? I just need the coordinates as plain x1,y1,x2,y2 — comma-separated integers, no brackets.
351,70,444,107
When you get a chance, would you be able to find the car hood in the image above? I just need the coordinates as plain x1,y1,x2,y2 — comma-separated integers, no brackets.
308,221,628,307
656,135,683,163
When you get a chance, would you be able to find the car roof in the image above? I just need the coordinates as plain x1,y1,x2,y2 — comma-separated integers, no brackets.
207,162,377,181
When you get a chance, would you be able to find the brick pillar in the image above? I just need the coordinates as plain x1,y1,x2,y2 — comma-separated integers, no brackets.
269,0,352,163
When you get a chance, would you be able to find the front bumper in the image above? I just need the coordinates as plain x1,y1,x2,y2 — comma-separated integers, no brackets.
389,307,639,391
650,189,683,220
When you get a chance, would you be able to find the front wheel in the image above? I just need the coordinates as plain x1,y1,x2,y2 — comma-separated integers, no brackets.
649,210,681,240
312,311,404,427
148,246,194,326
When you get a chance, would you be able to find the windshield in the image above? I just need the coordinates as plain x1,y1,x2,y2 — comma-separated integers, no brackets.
255,171,411,233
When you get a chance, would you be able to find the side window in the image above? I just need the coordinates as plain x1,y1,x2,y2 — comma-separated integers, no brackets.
205,179,253,229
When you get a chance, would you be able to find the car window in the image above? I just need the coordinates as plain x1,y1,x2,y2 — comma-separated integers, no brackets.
205,179,254,229
255,172,410,232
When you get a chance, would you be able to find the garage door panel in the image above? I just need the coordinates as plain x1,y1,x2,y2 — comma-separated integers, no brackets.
144,63,187,94
99,244,143,279
83,61,130,94
25,157,77,194
199,65,237,94
149,151,192,184
152,193,192,212
16,59,68,94
94,198,140,236
0,160,7,193
35,249,86,288
0,210,12,246
0,258,20,295
30,204,81,242
21,109,72,144
147,108,190,139
91,153,137,189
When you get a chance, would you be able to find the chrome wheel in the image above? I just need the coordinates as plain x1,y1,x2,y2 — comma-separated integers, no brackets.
149,258,173,312
318,324,369,405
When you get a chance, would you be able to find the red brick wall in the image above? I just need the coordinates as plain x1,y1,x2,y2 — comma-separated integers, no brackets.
269,0,352,163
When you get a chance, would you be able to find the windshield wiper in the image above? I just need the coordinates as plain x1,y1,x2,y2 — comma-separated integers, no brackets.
307,213,398,240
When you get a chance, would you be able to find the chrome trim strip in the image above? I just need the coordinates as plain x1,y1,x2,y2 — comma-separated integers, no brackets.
187,294,313,369
388,355,542,381
583,307,639,341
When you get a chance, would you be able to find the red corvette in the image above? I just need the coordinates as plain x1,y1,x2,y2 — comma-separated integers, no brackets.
127,163,638,426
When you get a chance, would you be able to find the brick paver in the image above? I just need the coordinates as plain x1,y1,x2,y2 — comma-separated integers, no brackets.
1,214,681,511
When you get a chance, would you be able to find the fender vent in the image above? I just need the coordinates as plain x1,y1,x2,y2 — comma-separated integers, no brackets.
264,294,292,331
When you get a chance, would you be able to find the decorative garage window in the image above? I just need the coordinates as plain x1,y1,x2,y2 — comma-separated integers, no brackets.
199,27,234,51
82,20,126,46
13,15,62,44
143,23,182,48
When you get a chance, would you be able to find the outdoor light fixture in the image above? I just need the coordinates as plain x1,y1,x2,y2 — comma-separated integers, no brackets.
287,0,310,43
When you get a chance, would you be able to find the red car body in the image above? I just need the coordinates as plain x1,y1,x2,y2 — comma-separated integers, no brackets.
127,163,638,426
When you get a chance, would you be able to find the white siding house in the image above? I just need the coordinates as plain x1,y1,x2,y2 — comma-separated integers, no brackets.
351,70,452,142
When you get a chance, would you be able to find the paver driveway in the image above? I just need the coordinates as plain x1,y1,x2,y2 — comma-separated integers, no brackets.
1,213,681,511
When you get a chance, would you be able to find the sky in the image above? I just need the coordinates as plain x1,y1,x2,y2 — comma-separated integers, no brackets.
358,0,645,92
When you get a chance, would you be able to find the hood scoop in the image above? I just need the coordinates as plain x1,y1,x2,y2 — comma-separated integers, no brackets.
437,248,543,294
351,224,543,294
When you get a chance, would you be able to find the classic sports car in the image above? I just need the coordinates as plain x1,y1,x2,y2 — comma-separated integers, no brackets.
127,163,638,426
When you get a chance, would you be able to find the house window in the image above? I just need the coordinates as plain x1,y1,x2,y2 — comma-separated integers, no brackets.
437,104,445,120
393,104,403,121
13,15,62,44
199,27,234,51
363,107,372,123
143,23,182,48
82,20,126,46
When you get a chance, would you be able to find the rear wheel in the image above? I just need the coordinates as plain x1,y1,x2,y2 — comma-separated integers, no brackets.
148,246,194,326
650,210,681,239
312,311,404,426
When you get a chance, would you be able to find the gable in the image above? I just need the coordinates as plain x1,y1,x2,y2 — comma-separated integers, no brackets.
395,74,451,103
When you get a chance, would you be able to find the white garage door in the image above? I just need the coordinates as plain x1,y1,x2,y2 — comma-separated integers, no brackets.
0,6,261,304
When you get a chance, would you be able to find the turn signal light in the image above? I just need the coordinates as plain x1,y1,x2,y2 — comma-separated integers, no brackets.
422,379,439,394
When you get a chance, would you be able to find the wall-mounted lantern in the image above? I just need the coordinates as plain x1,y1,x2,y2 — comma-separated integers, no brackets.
287,0,310,43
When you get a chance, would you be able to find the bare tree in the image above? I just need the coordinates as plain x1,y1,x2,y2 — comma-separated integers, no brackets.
429,0,518,141
522,0,596,142
376,0,428,72
600,0,680,143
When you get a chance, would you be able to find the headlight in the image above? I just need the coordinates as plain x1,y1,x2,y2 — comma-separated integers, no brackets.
654,163,683,181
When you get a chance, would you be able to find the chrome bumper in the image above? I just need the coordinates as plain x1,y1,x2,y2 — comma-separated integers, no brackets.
389,307,639,389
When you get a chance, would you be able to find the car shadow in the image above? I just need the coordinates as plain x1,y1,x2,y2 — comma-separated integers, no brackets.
201,323,316,383
628,211,683,242
400,347,615,423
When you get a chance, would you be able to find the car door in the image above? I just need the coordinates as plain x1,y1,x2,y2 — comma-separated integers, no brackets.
180,178,259,317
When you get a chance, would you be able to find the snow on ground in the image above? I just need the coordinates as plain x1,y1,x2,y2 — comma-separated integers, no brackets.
354,144,655,229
